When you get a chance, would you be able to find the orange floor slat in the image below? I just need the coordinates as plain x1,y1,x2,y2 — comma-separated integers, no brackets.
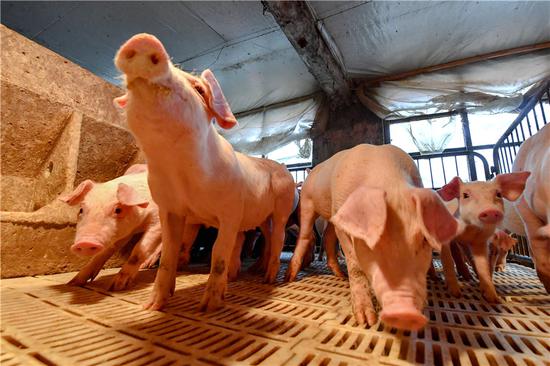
1,257,549,366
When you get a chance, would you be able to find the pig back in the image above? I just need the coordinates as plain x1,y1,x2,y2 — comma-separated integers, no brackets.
329,144,422,213
513,124,550,220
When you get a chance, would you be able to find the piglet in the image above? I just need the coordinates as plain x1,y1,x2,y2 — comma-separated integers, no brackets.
488,230,517,273
287,144,458,330
512,123,550,292
437,173,530,302
60,165,161,290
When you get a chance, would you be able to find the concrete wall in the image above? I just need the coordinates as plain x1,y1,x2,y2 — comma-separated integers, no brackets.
1,25,144,278
312,100,384,165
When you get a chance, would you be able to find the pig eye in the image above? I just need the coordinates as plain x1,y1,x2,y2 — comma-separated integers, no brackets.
463,192,470,199
496,191,502,198
114,207,122,215
78,208,83,215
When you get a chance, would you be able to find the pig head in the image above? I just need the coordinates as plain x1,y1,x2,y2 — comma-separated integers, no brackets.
438,173,530,230
331,184,458,330
60,179,150,256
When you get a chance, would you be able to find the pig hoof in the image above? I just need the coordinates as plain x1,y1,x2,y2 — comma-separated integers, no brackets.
448,286,462,298
482,291,502,304
143,290,169,310
328,262,346,278
199,292,224,312
495,265,505,272
110,272,134,291
264,270,278,284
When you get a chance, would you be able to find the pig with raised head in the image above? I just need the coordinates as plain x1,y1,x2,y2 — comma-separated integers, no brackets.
512,123,550,292
437,172,530,302
60,165,161,290
113,34,295,311
287,144,458,330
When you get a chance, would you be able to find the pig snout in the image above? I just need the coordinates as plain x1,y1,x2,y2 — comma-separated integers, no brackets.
478,209,503,224
71,241,105,256
115,33,169,81
380,295,427,331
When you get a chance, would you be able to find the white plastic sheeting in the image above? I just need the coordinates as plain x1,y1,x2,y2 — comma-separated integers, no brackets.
360,50,550,119
219,97,320,156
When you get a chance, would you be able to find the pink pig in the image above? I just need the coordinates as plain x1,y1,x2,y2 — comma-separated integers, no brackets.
512,123,550,292
488,230,517,273
437,172,530,302
113,34,295,311
60,165,161,290
286,144,458,330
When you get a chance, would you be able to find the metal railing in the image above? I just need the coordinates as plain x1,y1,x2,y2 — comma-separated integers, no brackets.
410,149,493,189
493,81,549,175
491,80,549,265
287,162,311,184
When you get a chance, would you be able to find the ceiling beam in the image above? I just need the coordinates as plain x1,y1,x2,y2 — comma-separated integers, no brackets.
360,41,550,86
262,1,351,106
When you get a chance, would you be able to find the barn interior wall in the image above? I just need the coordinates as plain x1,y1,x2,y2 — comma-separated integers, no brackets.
0,25,144,278
312,100,384,165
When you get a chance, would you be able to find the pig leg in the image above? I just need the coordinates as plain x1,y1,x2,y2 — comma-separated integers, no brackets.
441,243,462,297
336,229,377,326
144,212,186,310
324,223,346,278
516,198,550,293
265,216,289,283
177,224,201,270
286,198,318,281
248,221,271,274
68,244,118,286
141,243,161,269
110,225,162,291
470,242,501,303
495,249,508,272
228,232,245,281
451,242,472,281
199,225,239,312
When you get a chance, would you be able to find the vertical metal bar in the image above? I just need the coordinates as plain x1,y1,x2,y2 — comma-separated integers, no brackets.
506,138,512,173
512,128,520,154
440,157,447,184
454,156,459,177
532,109,540,131
428,158,434,188
518,119,526,141
525,114,533,137
460,110,477,181
539,97,547,126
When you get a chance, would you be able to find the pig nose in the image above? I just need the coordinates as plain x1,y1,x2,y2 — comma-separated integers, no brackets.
478,209,503,224
380,307,427,331
115,33,169,81
71,242,104,256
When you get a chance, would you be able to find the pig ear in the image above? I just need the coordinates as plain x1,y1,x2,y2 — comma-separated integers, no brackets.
496,171,530,201
330,186,387,250
59,180,94,206
117,183,149,208
437,176,462,201
113,94,128,109
200,69,237,129
413,188,458,251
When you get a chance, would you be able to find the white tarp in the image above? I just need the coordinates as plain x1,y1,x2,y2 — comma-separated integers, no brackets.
359,50,550,120
219,96,320,156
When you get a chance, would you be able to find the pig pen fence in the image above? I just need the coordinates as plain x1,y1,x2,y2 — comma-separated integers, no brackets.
492,80,550,266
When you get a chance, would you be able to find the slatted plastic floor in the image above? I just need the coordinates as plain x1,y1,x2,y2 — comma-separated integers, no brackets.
1,256,549,366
